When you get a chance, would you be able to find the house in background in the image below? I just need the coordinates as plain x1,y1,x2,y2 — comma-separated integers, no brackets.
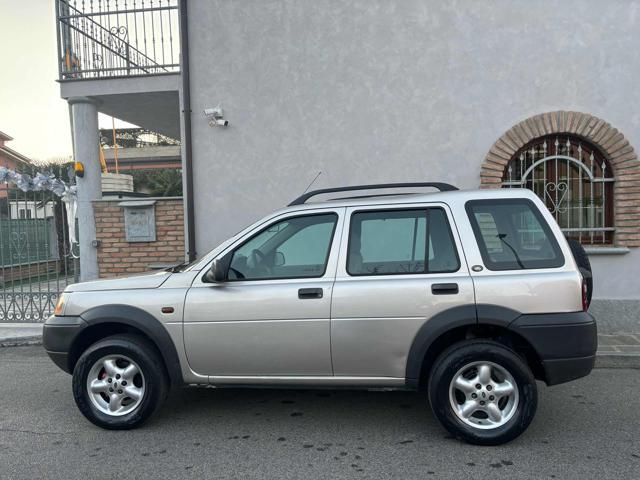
9,201,55,220
0,131,32,172
54,0,640,325
0,130,33,202
0,130,51,220
99,128,181,172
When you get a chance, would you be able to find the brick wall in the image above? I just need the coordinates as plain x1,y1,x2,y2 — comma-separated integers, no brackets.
93,198,185,278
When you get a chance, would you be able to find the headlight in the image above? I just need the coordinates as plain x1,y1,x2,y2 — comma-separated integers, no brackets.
54,293,69,316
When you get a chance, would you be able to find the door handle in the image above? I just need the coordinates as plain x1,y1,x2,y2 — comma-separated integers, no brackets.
298,288,323,299
431,283,459,295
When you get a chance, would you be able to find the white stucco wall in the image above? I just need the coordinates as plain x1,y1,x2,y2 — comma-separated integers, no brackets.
186,0,640,299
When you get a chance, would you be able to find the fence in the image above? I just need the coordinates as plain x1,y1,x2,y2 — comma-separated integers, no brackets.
0,163,78,322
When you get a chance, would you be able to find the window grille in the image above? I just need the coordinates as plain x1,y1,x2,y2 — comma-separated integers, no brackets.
502,135,615,244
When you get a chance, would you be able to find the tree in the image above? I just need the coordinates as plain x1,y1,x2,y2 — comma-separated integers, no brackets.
131,169,183,196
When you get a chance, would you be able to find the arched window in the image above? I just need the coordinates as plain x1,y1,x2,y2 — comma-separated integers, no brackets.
502,135,614,245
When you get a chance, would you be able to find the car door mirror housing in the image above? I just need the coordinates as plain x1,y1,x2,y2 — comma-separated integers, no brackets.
274,251,285,267
205,258,228,282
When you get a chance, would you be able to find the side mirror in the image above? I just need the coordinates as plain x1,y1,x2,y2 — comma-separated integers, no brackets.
274,251,285,267
205,258,227,283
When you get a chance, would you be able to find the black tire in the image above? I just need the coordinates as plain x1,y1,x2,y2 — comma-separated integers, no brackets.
72,334,168,430
428,340,537,446
566,238,593,307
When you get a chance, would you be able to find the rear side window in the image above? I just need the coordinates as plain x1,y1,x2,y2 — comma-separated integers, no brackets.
466,199,564,271
347,208,460,276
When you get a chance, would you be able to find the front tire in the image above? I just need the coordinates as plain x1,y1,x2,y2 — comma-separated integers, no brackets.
428,340,537,445
72,334,168,430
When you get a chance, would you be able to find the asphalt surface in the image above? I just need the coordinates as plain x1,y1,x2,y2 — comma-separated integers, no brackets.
1,347,638,479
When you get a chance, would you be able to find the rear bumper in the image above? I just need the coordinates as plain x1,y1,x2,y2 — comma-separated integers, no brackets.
542,355,596,385
509,311,597,386
42,315,87,374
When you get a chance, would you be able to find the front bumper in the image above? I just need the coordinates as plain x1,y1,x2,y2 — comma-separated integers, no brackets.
42,315,87,374
509,311,597,386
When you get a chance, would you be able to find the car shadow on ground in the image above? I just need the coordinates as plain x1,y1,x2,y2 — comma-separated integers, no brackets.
157,386,442,431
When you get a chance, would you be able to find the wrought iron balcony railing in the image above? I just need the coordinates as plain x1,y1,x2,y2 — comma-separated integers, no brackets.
56,0,180,80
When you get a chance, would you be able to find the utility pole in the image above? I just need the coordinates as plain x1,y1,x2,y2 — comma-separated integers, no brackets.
69,96,101,281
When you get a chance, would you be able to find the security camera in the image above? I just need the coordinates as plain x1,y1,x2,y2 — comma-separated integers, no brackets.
204,105,229,127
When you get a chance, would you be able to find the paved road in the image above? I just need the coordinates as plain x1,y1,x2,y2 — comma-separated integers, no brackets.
1,347,638,479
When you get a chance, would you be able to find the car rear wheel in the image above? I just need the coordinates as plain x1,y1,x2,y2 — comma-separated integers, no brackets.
72,334,168,429
428,340,537,445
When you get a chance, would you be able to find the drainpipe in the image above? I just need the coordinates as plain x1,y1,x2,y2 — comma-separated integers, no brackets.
179,0,196,261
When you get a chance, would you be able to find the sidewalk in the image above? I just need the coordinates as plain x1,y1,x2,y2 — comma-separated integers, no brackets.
0,323,43,347
1,323,639,367
594,333,640,368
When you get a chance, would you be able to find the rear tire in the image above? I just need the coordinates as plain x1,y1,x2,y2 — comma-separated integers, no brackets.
72,334,168,430
428,340,537,445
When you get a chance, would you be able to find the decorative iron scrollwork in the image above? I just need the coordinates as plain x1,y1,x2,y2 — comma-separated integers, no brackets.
544,182,568,214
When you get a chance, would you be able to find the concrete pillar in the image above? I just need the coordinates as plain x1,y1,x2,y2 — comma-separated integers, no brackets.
69,97,101,281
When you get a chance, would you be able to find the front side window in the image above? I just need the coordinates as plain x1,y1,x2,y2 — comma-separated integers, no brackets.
347,208,459,276
466,199,564,271
228,213,338,280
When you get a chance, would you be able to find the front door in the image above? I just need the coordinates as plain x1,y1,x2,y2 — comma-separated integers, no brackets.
330,204,475,378
183,209,343,377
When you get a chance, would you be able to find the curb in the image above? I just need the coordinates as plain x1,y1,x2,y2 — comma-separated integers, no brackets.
595,353,640,369
0,336,43,348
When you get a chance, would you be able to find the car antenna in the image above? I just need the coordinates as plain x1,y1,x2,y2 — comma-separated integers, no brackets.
301,171,322,195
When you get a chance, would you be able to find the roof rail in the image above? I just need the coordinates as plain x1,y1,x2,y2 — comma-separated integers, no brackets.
288,182,458,206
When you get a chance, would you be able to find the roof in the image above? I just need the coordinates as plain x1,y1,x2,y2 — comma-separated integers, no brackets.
0,130,32,166
0,131,13,142
0,145,32,166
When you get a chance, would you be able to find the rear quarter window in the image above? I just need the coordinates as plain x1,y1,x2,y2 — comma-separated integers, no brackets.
465,199,564,271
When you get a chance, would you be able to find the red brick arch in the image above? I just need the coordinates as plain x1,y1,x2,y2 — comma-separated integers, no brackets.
480,111,640,247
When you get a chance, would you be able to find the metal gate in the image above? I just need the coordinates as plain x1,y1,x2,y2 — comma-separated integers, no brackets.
0,161,78,323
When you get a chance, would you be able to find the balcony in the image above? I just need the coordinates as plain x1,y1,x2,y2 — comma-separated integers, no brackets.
56,0,180,80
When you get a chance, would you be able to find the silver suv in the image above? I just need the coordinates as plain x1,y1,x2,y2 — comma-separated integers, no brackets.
43,183,597,445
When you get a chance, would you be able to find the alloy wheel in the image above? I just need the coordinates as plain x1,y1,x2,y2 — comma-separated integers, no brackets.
86,355,146,416
448,361,519,430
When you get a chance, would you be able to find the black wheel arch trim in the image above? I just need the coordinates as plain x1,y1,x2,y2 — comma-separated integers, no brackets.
77,304,183,386
405,303,596,387
405,304,478,383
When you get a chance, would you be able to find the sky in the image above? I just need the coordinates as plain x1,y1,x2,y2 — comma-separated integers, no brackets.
0,0,134,163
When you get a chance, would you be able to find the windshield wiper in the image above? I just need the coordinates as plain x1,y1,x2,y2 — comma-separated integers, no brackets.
166,261,190,273
497,233,525,269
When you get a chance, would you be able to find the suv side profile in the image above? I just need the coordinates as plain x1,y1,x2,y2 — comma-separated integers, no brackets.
43,183,597,445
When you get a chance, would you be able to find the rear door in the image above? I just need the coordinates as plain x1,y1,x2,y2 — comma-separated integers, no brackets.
330,203,474,378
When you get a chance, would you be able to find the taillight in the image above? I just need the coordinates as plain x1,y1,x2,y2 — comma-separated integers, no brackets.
581,277,588,311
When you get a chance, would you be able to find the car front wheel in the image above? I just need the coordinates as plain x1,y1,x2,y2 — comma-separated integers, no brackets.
428,340,537,445
72,334,168,429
